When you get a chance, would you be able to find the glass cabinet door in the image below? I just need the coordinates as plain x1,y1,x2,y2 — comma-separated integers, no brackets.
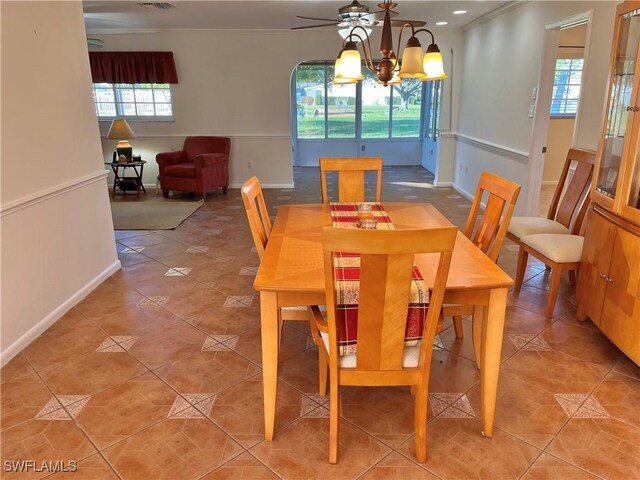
596,8,640,200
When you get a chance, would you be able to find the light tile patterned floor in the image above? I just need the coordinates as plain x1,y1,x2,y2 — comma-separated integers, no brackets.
2,166,638,479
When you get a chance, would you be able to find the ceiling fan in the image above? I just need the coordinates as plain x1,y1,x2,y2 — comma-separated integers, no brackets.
291,0,426,33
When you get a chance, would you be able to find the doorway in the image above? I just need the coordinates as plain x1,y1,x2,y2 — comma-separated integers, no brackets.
527,13,592,217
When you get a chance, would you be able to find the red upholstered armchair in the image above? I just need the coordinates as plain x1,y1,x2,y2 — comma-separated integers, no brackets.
156,136,230,199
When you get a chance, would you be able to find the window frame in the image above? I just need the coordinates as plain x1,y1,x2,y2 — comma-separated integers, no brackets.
293,61,426,141
550,57,584,118
93,83,175,122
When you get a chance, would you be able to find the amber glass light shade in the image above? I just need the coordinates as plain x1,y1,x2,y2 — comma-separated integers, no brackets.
399,44,426,79
423,43,448,80
339,42,365,81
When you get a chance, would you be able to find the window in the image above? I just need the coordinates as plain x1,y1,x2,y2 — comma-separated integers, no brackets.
550,58,583,116
93,83,173,120
294,62,423,140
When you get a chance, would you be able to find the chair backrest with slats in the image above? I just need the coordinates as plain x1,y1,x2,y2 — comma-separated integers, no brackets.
322,227,456,374
320,157,383,204
548,148,596,234
241,176,272,261
463,172,521,262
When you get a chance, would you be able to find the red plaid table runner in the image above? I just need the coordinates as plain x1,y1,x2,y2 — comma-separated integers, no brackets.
329,203,430,355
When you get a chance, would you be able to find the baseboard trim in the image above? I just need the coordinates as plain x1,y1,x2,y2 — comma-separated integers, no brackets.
452,183,475,202
0,260,122,367
434,181,453,188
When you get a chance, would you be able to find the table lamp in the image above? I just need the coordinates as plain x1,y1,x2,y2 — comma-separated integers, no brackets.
107,118,135,162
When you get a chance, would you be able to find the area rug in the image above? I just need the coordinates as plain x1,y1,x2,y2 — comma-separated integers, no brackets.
110,195,204,230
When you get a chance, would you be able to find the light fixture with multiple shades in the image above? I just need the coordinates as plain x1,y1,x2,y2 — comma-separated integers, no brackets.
333,1,447,86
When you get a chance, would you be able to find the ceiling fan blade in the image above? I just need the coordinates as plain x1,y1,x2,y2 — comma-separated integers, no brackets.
365,9,399,21
291,23,340,31
296,15,340,22
391,19,427,27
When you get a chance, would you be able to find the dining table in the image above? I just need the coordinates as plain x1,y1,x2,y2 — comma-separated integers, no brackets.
253,202,514,441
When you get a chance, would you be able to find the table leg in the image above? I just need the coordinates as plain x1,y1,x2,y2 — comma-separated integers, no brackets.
480,287,508,438
260,291,279,441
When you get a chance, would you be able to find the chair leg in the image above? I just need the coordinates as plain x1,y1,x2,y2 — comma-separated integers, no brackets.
515,248,529,291
546,265,563,319
414,381,429,463
222,186,228,194
201,191,207,200
329,368,339,464
453,316,464,339
472,306,483,370
568,269,577,286
162,189,169,198
318,347,328,397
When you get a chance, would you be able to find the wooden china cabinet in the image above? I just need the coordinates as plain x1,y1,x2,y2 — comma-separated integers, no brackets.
577,1,640,365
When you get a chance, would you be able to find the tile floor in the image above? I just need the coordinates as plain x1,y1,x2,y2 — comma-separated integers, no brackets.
2,166,639,479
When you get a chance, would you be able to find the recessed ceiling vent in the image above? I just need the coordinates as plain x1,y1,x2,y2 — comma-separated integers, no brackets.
137,2,176,10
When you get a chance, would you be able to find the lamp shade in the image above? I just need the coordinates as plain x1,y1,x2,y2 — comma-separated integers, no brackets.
399,45,426,79
107,118,136,139
423,44,448,80
339,43,365,81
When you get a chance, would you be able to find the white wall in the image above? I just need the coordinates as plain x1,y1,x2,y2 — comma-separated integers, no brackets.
93,27,465,188
453,1,616,213
1,1,119,365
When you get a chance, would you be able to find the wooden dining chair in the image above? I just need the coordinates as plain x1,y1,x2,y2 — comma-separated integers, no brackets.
507,148,596,245
441,172,521,343
310,226,457,464
241,177,311,323
319,157,383,203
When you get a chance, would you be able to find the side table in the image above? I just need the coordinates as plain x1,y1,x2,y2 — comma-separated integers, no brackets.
105,161,147,198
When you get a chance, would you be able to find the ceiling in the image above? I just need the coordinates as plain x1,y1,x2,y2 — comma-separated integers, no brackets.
83,1,510,32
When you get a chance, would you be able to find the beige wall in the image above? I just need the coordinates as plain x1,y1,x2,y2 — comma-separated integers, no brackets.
1,1,119,364
454,1,616,213
93,27,465,187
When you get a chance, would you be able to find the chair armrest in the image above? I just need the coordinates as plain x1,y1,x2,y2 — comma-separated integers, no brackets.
194,153,228,167
310,305,329,333
156,151,187,166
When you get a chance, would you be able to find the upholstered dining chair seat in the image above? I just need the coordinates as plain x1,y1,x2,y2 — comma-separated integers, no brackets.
320,332,421,368
521,234,584,263
508,217,571,239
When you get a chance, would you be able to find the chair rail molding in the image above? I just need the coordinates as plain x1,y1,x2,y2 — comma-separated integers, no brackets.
455,133,530,163
0,170,108,218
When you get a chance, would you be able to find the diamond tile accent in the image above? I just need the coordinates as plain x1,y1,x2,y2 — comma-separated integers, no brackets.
223,295,253,307
508,333,537,349
250,246,257,253
430,393,464,404
457,204,472,209
62,397,91,418
505,244,521,252
520,336,552,352
239,267,258,276
403,195,418,200
35,398,66,420
186,246,210,253
164,267,192,276
398,188,411,191
280,189,294,192
168,397,202,419
96,337,125,353
202,337,226,352
277,196,291,200
446,195,462,199
137,296,170,307
439,405,474,418
306,336,316,349
554,393,589,417
433,335,445,349
581,396,609,417
111,336,138,351
301,395,329,418
121,246,145,254
215,216,234,222
220,336,239,349
452,395,475,417
206,228,224,236
428,395,449,417
225,205,242,210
